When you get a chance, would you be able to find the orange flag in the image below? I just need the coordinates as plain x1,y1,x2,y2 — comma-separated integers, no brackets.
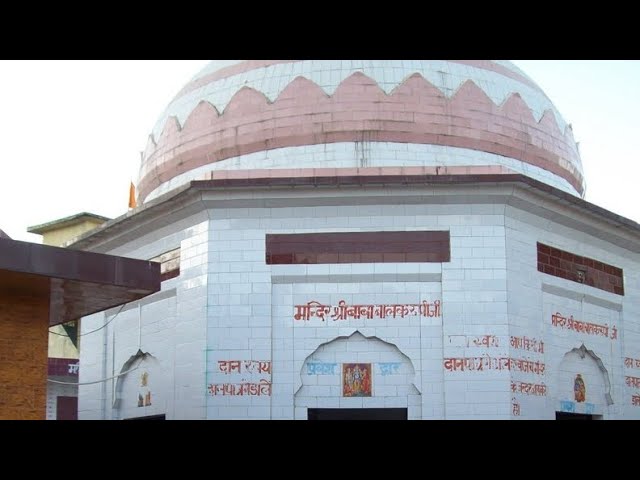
128,181,137,209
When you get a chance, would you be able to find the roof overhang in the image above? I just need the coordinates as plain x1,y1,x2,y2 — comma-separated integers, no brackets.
27,212,111,235
67,172,640,255
0,237,161,326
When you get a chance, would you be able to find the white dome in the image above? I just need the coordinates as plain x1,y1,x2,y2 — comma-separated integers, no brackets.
138,60,584,203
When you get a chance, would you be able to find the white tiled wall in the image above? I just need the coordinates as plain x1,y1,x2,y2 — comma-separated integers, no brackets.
274,281,438,420
78,215,209,420
505,205,638,419
79,193,640,420
202,202,510,420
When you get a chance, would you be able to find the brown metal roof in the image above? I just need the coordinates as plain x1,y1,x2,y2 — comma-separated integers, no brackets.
0,237,161,326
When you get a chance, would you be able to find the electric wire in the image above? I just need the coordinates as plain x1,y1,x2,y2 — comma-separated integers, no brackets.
48,303,126,337
47,365,140,386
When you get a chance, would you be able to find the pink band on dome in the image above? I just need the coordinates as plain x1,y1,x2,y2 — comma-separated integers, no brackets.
172,60,295,101
140,72,582,203
171,60,544,104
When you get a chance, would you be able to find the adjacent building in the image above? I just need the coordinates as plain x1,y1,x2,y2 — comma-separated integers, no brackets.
0,232,159,419
28,213,111,419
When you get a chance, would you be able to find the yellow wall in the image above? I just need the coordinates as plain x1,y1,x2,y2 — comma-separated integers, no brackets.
41,219,105,247
49,325,79,359
40,218,103,359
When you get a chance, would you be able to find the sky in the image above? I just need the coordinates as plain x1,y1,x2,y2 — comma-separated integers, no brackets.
0,60,638,243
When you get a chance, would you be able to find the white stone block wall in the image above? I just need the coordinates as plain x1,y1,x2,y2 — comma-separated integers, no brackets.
505,205,639,419
441,207,510,419
275,280,439,420
79,214,210,420
79,193,640,420
77,309,106,420
203,202,511,419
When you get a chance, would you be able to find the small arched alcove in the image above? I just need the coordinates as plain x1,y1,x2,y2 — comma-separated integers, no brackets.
294,331,421,419
552,344,612,418
113,350,166,420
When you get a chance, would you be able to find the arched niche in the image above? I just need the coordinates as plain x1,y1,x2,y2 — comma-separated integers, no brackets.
294,331,421,419
113,349,166,419
552,344,612,417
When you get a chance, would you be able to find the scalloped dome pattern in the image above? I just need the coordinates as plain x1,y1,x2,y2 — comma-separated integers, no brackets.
138,60,585,204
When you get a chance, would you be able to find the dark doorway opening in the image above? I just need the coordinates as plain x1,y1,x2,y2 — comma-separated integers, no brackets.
124,414,166,420
308,408,407,420
555,411,593,420
56,396,78,420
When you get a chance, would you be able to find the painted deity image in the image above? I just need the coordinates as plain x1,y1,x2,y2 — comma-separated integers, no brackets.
574,374,586,403
137,371,152,407
343,363,372,397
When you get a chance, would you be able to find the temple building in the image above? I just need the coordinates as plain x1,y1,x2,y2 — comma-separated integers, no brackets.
71,60,640,419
